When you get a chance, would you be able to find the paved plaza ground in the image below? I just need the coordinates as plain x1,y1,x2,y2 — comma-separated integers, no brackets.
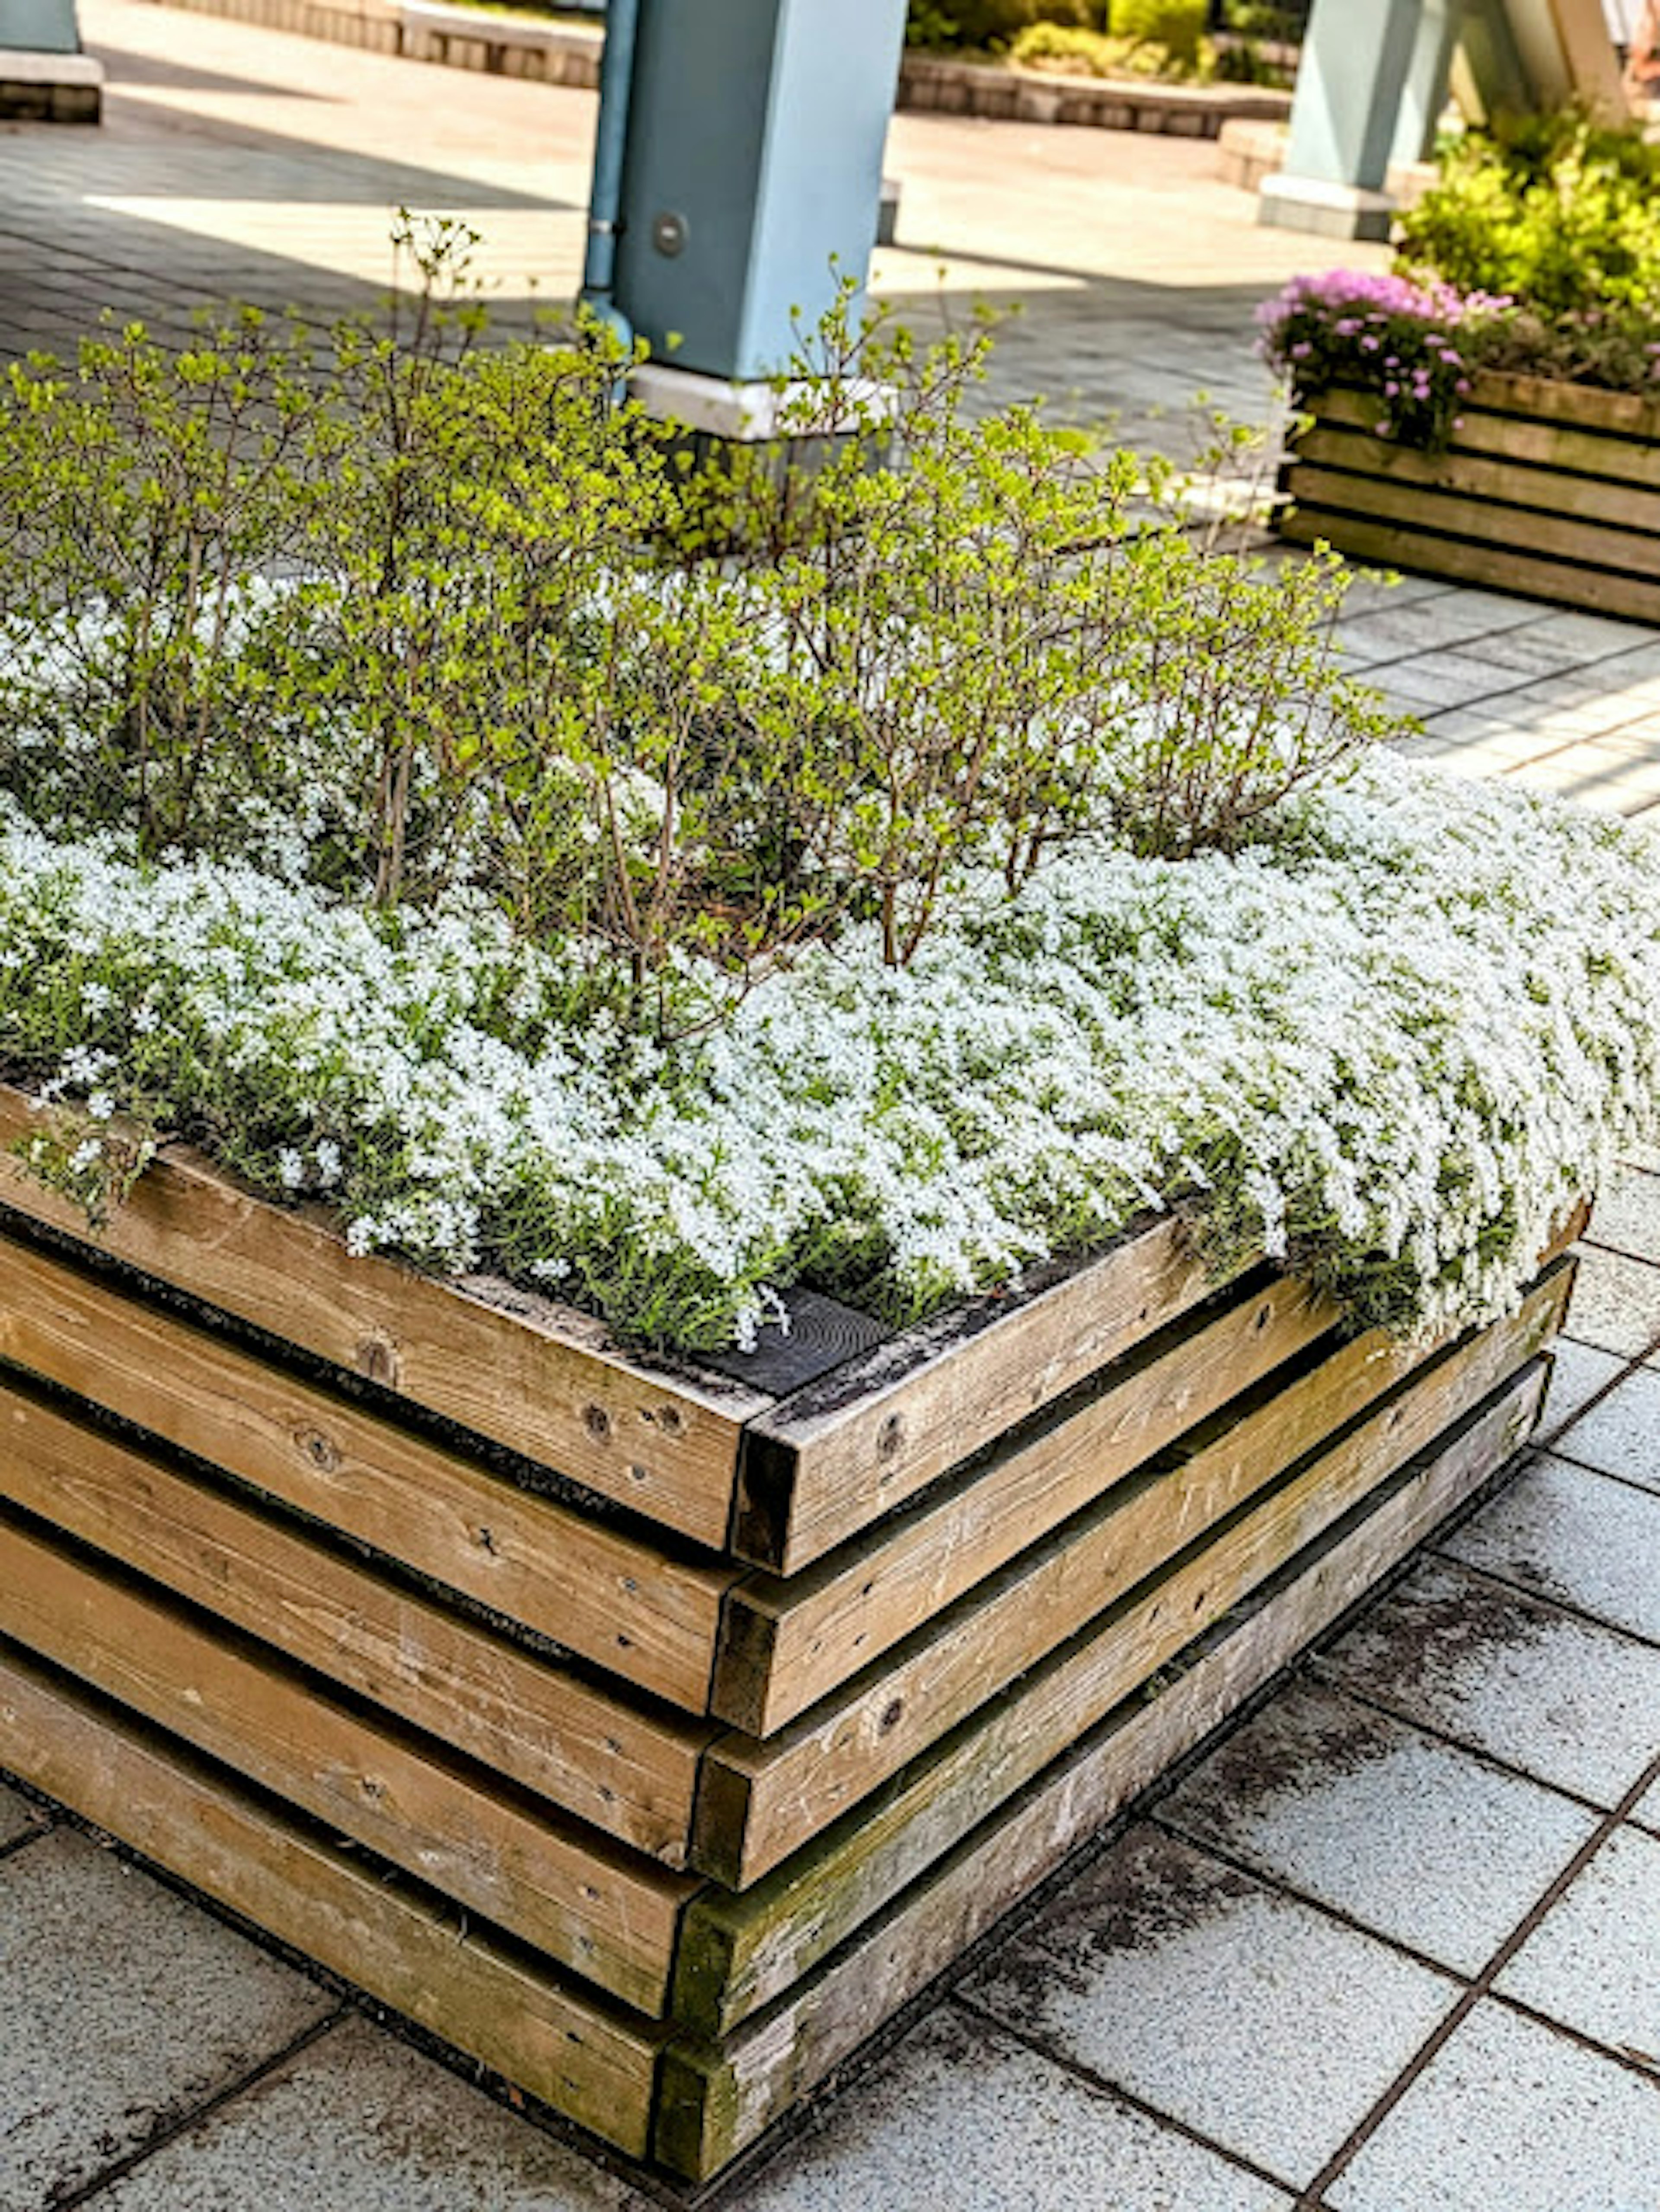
1,9,1659,2207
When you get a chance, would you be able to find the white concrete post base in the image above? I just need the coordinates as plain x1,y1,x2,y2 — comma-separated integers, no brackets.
1256,171,1397,242
0,43,102,118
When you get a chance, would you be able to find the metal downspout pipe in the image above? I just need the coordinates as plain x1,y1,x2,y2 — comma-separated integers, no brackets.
579,0,641,354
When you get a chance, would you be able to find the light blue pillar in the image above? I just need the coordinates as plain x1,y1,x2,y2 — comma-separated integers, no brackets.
1392,0,1462,165
0,0,80,49
607,0,908,391
1259,0,1425,237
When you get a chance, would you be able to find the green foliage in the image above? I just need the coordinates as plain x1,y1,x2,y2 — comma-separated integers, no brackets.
905,2,964,44
1220,0,1308,36
1398,112,1660,321
0,223,1386,1044
908,0,1098,49
1009,19,1206,77
1108,0,1206,66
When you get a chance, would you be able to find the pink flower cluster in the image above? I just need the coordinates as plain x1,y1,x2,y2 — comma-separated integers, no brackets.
1256,269,1513,450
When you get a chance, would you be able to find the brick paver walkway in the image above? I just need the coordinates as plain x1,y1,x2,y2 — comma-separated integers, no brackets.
1,11,1658,2207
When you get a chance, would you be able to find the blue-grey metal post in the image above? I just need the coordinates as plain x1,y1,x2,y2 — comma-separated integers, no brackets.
605,0,907,391
1259,0,1426,236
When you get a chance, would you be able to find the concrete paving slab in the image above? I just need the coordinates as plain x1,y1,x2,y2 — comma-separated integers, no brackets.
0,1826,334,2211
1507,741,1660,815
729,2006,1290,2212
1157,1679,1596,1976
1495,1824,1660,2064
1549,1363,1660,1492
0,1782,42,1848
1315,1558,1660,1809
1439,1456,1660,1646
1328,2000,1660,2212
962,1824,1458,2191
1555,1246,1660,1360
1538,1337,1626,1440
1586,1164,1660,1267
97,2014,636,2212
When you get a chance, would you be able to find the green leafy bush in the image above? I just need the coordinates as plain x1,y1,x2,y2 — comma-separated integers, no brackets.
1398,113,1660,321
0,236,1391,1041
1109,0,1206,66
907,0,1098,49
1009,21,1196,77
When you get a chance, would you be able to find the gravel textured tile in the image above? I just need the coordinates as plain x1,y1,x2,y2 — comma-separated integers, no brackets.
99,2015,636,2212
1440,1457,1660,1644
1586,1164,1660,1266
1328,2000,1660,2212
1550,1363,1660,1493
1495,1825,1660,2062
1537,1338,1626,1438
1559,1247,1660,1359
0,1782,43,1849
962,1824,1457,2190
0,1827,335,2212
1316,1558,1660,1807
730,2006,1289,2212
1158,1679,1596,1975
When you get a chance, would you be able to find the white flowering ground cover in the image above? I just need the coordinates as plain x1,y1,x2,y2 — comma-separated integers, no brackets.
6,749,1657,1357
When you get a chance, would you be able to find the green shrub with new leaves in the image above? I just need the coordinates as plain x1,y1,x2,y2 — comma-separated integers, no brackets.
0,224,1392,1046
1398,112,1660,322
1110,0,1206,66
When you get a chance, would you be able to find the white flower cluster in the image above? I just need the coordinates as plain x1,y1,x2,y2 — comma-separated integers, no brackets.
1,750,1656,1351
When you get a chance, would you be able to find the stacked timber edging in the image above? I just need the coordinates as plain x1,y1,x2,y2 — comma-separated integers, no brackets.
1280,371,1660,623
0,1075,1577,2180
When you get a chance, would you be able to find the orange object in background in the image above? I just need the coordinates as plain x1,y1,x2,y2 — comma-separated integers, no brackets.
1625,0,1660,91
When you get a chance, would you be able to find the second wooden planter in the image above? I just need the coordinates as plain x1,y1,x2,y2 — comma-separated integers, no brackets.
0,1081,1579,2180
1279,370,1660,622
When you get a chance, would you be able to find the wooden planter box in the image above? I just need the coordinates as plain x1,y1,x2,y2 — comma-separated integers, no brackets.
1279,371,1660,623
0,1079,1578,2180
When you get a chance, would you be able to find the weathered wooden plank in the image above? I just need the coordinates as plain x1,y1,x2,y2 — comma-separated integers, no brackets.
1296,422,1660,538
0,1377,711,1864
0,1640,666,2158
712,1270,1339,1736
1287,461,1660,584
0,1084,765,1550
692,1262,1572,1888
1277,504,1660,626
657,1361,1548,2176
1470,369,1660,441
0,1227,732,1712
735,1214,1231,1576
1316,385,1660,492
0,1509,697,2015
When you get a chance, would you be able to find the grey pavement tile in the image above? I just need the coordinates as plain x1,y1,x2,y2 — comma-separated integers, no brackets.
1157,1678,1596,1976
1315,1557,1660,1808
1587,1163,1660,1267
1634,1776,1660,1835
0,1826,335,2212
1496,1824,1660,2065
98,2014,635,2212
1539,1337,1626,1438
1550,1361,1660,1493
1558,1245,1660,1360
1328,2000,1660,2212
0,1781,43,1848
962,1824,1457,2190
1370,651,1541,714
730,2006,1289,2212
1440,1456,1660,1646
